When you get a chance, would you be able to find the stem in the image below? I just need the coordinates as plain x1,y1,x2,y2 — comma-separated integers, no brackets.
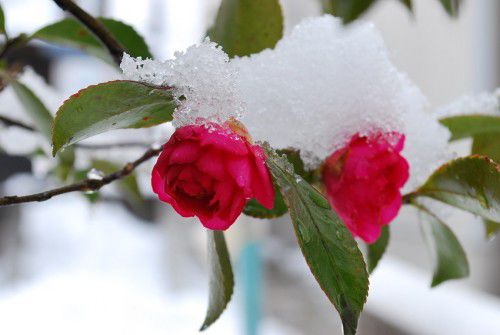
0,145,163,206
52,0,125,66
0,115,35,131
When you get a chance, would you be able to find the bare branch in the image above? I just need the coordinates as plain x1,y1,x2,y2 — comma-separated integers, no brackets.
52,0,126,66
0,145,163,206
0,115,35,131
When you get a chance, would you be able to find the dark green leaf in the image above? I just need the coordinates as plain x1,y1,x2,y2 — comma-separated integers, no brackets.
440,115,500,141
322,0,378,24
92,159,143,205
244,183,287,218
208,0,283,57
200,230,234,331
52,80,176,155
264,145,368,335
438,0,460,17
367,226,389,273
398,0,413,12
413,156,500,222
32,18,152,63
11,81,53,140
414,203,469,286
0,4,6,35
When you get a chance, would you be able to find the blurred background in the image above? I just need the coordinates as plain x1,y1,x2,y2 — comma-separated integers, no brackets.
0,0,499,334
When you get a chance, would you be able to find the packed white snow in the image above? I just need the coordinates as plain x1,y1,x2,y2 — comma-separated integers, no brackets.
121,40,244,128
437,88,500,117
121,15,451,191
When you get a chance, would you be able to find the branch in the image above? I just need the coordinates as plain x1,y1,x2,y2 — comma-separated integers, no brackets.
0,115,35,131
0,145,163,206
52,0,126,66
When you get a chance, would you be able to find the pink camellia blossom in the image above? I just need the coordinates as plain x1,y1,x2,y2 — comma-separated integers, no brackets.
322,133,409,243
152,121,275,230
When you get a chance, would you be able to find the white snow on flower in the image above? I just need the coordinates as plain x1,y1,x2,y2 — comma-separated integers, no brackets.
121,15,451,191
237,16,451,190
121,40,244,128
436,88,500,117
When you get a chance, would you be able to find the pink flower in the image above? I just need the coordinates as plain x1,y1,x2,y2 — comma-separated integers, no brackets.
322,133,409,243
152,122,275,230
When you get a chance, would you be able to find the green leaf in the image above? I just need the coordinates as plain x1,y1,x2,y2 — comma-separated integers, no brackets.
438,0,460,17
92,159,143,205
200,230,234,331
472,133,500,162
322,0,378,24
413,156,500,222
439,115,500,141
484,219,500,239
367,226,390,273
32,18,152,63
264,146,368,335
52,80,176,155
208,0,283,58
11,81,53,140
0,4,6,35
244,183,287,218
471,134,500,238
414,203,469,286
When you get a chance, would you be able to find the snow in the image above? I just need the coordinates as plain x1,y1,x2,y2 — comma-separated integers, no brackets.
437,88,500,117
121,40,244,128
122,15,451,190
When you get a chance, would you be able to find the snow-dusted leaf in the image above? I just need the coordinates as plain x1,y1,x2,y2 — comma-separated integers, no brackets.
440,115,500,141
200,230,234,331
322,0,377,23
33,18,152,63
264,146,368,335
413,156,500,222
208,0,283,57
367,226,389,273
52,80,175,155
415,204,469,287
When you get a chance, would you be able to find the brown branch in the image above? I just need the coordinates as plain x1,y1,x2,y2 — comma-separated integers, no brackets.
0,145,163,206
0,115,36,131
52,0,126,66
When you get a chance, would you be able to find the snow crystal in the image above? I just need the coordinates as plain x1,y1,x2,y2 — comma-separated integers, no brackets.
437,88,500,117
121,39,244,128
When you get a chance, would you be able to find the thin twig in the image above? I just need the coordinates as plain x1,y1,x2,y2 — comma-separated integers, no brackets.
52,0,126,66
75,142,151,150
0,115,36,131
0,145,163,206
0,116,151,149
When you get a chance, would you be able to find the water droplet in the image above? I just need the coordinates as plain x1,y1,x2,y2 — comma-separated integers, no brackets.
87,168,104,181
336,230,344,241
296,221,311,243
